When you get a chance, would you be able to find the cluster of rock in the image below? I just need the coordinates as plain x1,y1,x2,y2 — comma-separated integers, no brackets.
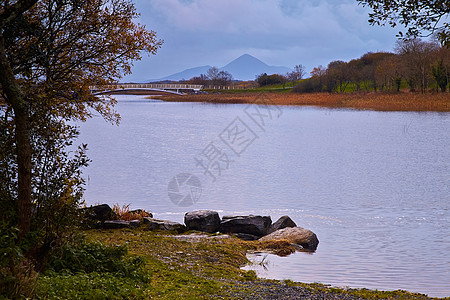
81,205,319,251
184,210,319,251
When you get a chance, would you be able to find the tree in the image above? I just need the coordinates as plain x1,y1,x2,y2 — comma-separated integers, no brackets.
375,55,403,91
287,64,306,85
255,73,287,86
0,0,162,244
357,0,450,46
205,67,233,86
326,60,349,93
310,65,326,88
206,66,220,83
216,70,233,86
395,38,439,92
432,59,448,91
189,74,209,86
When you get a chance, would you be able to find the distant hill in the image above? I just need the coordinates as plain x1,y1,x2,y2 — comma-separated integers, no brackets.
146,54,291,82
220,54,291,80
145,65,212,82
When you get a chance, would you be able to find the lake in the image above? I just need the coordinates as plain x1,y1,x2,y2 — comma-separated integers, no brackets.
79,95,449,297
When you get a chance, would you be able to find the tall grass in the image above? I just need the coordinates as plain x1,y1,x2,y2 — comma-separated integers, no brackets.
156,91,450,112
112,204,152,221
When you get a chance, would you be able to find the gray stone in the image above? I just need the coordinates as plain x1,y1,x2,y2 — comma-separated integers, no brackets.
259,227,319,251
268,215,297,234
232,233,260,241
129,219,140,228
219,215,272,237
103,220,130,229
184,210,220,233
144,217,186,233
129,209,153,218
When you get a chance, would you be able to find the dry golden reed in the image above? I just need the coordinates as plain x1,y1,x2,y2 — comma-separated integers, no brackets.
157,92,450,112
112,203,152,221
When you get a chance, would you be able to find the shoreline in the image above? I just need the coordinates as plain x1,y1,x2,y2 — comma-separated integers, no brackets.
82,227,442,299
148,91,450,112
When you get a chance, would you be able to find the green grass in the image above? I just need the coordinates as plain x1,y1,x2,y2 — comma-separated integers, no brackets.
33,228,445,299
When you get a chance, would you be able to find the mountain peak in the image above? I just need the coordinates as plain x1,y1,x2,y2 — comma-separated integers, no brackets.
223,54,268,69
150,54,291,82
221,54,289,80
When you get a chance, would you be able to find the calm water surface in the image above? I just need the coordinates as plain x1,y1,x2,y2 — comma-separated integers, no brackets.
79,95,449,297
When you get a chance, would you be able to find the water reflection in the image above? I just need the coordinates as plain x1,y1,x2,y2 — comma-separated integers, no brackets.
79,95,450,297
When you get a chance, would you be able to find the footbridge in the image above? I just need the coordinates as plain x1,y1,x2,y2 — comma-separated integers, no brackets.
90,83,203,95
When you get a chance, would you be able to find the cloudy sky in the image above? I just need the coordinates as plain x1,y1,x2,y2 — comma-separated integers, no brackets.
124,0,403,82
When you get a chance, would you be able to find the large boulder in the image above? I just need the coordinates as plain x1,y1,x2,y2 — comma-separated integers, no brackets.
267,215,297,234
143,217,186,233
82,204,117,221
219,215,272,237
259,227,319,251
184,210,220,233
103,219,140,229
80,204,117,228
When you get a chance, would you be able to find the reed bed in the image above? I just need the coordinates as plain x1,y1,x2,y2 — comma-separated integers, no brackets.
156,92,450,112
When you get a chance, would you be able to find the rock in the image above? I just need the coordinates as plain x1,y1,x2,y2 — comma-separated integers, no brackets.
129,219,140,228
129,209,153,218
143,217,186,233
268,215,297,234
259,227,319,251
232,233,260,241
219,215,272,237
81,204,117,222
184,210,220,233
103,220,131,229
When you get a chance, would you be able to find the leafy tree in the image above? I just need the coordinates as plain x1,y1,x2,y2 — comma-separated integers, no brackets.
357,0,450,46
375,55,403,91
0,0,162,268
432,59,448,91
216,70,233,86
255,73,287,86
326,60,349,93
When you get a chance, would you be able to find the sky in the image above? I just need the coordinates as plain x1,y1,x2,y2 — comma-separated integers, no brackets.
123,0,403,82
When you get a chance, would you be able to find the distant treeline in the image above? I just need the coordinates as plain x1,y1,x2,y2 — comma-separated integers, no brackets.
295,38,449,93
185,38,449,93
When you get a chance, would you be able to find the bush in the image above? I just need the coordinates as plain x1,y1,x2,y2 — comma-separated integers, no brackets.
36,272,148,299
34,241,151,299
293,77,323,93
45,242,148,280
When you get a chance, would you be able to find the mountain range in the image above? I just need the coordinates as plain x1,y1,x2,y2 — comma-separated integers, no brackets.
146,54,291,82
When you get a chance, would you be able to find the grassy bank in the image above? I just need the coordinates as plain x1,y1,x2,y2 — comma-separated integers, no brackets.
35,228,444,299
153,92,450,112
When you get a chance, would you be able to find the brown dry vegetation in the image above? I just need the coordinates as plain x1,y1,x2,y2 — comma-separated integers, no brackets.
112,203,152,221
154,92,450,112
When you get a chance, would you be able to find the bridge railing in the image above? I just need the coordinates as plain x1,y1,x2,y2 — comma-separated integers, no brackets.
90,83,203,91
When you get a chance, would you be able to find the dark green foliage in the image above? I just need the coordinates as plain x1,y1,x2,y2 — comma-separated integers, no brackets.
432,59,448,91
256,73,287,86
35,241,151,299
45,242,147,280
36,272,148,299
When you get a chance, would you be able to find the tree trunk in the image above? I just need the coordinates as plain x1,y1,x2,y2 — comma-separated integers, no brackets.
0,37,32,237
